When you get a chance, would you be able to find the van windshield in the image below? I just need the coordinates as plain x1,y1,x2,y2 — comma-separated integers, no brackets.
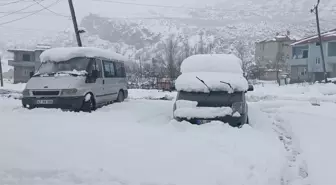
36,57,90,76
177,91,243,107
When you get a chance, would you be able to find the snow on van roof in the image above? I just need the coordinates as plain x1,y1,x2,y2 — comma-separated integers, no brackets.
180,54,243,74
40,47,128,63
175,72,248,93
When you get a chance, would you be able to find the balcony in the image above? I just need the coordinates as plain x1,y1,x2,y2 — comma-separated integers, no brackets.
288,58,308,66
8,60,35,67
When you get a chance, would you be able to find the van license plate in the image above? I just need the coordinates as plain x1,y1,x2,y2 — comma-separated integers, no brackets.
36,100,53,104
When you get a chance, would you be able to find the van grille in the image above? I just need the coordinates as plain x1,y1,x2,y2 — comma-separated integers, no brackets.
32,91,60,96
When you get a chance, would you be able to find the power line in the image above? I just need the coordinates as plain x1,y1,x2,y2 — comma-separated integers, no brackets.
0,0,31,7
32,0,70,17
0,0,45,19
92,0,198,10
0,0,62,26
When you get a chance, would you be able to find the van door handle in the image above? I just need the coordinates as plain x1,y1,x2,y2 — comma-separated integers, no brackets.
102,80,105,84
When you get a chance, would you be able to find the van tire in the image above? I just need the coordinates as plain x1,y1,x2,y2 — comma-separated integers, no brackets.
81,94,95,113
116,90,124,102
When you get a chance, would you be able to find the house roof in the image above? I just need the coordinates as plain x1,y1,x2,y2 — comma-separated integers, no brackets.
291,28,336,46
7,48,35,53
257,35,296,43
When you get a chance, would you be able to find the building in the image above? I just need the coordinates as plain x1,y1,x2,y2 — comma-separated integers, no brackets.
255,32,296,80
8,45,50,83
288,29,336,83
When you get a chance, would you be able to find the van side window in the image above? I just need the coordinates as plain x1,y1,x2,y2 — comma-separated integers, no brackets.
115,61,126,77
103,60,115,78
87,58,102,78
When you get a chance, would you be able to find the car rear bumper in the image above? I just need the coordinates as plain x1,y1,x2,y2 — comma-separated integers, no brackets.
175,115,246,127
22,96,84,110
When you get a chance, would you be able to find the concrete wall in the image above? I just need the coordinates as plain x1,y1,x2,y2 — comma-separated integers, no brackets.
255,40,293,67
290,65,309,82
13,66,34,83
11,50,44,83
13,51,35,62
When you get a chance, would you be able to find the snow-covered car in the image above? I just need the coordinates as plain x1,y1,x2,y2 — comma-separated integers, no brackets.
21,47,129,112
173,54,254,127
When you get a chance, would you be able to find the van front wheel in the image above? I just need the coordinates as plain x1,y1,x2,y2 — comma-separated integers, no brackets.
116,90,124,102
81,94,95,112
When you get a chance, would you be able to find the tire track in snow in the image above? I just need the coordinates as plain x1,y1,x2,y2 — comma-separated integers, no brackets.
272,115,310,185
258,105,310,185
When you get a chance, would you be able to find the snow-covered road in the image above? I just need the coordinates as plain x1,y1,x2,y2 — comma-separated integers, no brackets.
0,82,336,185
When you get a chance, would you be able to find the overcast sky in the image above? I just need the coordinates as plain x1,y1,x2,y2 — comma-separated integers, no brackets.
0,0,221,35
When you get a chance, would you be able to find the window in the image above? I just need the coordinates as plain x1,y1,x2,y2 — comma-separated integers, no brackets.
328,42,336,57
22,54,31,61
87,58,102,78
299,67,307,76
115,62,126,77
103,60,115,78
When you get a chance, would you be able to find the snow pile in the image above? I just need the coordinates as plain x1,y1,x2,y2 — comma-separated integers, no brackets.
175,100,198,109
175,72,248,93
40,47,128,63
247,82,336,103
174,100,233,119
128,89,177,100
0,97,286,185
180,54,243,74
54,70,88,77
174,106,233,119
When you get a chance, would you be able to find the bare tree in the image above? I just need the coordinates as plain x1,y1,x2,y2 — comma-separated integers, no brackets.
163,34,180,79
233,41,252,78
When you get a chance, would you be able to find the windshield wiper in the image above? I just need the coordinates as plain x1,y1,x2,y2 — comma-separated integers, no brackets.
196,76,211,93
220,81,233,91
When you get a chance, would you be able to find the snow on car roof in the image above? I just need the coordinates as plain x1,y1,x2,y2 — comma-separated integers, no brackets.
175,72,248,93
40,47,128,63
180,54,243,74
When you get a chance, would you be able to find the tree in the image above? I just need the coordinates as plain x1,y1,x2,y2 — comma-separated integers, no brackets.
163,34,181,79
232,41,253,78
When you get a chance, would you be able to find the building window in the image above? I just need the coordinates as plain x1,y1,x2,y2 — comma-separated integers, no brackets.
22,54,31,61
302,50,308,58
328,42,336,57
300,67,307,76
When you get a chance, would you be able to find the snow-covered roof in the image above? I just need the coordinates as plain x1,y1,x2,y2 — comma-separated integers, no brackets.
180,54,243,74
257,35,296,43
291,29,336,46
175,72,248,93
40,47,128,63
7,48,35,53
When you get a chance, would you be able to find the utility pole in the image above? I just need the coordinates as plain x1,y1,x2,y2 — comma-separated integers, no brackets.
68,0,82,47
311,0,327,83
0,57,3,87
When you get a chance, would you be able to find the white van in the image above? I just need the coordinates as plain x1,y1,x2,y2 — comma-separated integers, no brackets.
22,47,129,112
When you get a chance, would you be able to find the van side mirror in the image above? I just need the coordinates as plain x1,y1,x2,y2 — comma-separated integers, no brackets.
248,84,254,91
29,71,34,78
91,70,98,79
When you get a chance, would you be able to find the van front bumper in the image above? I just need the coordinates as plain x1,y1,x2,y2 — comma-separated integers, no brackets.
22,96,84,110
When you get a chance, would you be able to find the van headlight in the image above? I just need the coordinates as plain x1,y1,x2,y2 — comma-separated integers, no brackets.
22,89,30,96
61,88,78,95
232,102,244,114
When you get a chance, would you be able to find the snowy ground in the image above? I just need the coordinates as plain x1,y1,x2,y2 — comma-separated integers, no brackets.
1,81,336,185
